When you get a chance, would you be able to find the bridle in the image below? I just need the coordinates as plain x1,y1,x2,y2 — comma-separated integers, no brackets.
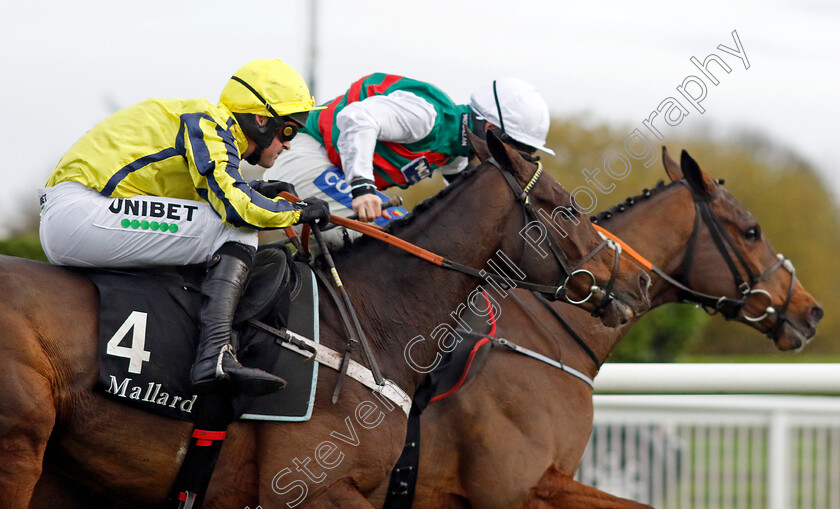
464,178,800,388
451,156,623,308
311,155,623,308
661,181,797,339
279,156,626,396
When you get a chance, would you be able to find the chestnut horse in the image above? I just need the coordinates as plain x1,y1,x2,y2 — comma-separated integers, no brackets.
366,148,822,509
5,133,652,508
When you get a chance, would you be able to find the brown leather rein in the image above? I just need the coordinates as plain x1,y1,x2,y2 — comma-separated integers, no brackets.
278,158,641,306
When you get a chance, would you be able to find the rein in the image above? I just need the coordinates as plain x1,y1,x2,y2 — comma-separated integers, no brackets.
490,157,623,311
276,156,629,396
283,159,614,305
276,160,654,393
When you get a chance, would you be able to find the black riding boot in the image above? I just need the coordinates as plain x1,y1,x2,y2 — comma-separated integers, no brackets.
190,242,286,397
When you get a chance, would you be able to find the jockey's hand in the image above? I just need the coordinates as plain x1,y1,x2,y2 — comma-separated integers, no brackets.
249,180,297,199
352,194,392,222
294,197,331,229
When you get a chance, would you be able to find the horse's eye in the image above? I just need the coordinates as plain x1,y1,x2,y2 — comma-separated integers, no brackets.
743,225,761,241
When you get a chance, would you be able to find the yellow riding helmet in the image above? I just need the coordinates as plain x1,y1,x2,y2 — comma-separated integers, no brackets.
220,58,324,121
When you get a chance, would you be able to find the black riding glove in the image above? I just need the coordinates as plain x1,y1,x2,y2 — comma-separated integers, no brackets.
249,180,298,199
294,197,331,229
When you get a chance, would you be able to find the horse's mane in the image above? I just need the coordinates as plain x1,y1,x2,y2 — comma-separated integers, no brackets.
590,180,673,224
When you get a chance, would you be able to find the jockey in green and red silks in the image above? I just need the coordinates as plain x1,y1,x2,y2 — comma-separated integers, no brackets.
264,73,554,233
305,73,474,190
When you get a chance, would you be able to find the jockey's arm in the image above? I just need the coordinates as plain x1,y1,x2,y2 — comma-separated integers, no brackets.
335,91,437,183
183,119,300,229
336,92,437,221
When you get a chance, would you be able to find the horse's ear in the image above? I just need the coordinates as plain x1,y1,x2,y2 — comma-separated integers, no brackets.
680,149,717,196
486,130,535,185
486,129,513,170
662,146,683,181
466,129,492,162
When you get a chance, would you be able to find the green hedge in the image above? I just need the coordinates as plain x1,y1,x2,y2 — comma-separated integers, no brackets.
0,233,48,262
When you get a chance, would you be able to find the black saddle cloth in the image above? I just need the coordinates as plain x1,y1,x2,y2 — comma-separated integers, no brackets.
82,246,319,422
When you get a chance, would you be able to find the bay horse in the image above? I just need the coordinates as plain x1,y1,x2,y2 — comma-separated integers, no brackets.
6,132,652,508
366,147,823,509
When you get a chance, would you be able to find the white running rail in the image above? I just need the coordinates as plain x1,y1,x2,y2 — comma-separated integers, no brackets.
575,364,840,509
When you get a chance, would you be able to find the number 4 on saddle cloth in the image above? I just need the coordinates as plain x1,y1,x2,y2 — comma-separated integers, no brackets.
82,245,320,422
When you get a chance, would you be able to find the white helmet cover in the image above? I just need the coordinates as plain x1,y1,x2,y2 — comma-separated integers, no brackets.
469,77,555,156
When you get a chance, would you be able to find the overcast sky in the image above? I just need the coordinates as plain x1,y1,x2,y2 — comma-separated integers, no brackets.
2,0,838,236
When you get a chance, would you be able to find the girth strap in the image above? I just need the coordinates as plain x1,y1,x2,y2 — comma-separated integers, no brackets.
248,319,411,415
166,393,236,508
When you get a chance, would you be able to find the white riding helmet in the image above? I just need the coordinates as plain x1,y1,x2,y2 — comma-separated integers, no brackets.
469,77,555,156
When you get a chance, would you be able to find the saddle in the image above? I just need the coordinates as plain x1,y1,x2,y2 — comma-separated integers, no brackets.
82,244,319,422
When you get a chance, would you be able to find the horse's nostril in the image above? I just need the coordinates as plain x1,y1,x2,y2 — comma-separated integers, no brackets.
810,306,824,325
639,273,651,293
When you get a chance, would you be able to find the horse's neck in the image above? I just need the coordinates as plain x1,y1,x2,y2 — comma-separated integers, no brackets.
601,184,696,307
537,185,697,371
332,175,518,391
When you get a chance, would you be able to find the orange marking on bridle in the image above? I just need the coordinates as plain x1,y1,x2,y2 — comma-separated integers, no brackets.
592,224,653,271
